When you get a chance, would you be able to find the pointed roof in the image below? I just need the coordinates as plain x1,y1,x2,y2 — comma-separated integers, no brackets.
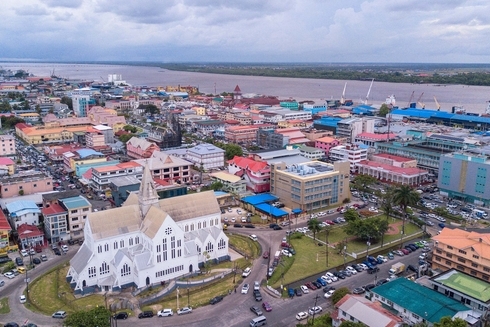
138,161,160,217
234,85,241,93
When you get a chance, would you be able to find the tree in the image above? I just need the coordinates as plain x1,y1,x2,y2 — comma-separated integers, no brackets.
378,103,390,117
393,185,420,240
344,217,389,242
224,144,243,160
340,322,366,327
343,208,360,222
352,175,377,192
379,188,395,246
119,133,137,143
144,104,159,115
331,287,350,304
210,181,224,191
60,96,73,110
307,218,322,241
64,306,111,327
123,125,138,133
433,317,467,327
35,104,41,115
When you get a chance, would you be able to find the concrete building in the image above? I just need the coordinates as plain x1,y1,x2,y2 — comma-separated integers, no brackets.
209,172,247,195
60,196,92,242
109,176,141,207
315,136,340,156
432,228,490,282
355,132,398,147
15,122,94,145
66,166,229,293
335,117,376,143
85,131,106,149
227,156,270,193
0,171,53,198
41,203,68,244
225,125,264,144
0,158,15,175
135,151,192,184
92,125,115,144
438,151,490,206
354,159,428,186
0,135,16,157
186,143,225,170
270,160,350,211
72,93,91,117
329,144,368,172
296,145,324,160
90,161,143,192
17,224,45,250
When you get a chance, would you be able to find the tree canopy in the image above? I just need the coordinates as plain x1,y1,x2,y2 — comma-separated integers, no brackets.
352,175,377,192
343,216,389,242
378,103,390,117
434,317,467,327
307,218,322,241
331,287,350,304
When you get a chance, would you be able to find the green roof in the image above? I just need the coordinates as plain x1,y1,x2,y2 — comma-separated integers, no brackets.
373,278,468,323
434,270,490,303
60,196,91,209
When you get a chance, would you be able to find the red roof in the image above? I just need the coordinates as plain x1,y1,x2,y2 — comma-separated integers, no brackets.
357,160,428,175
374,153,414,162
17,224,44,239
41,203,67,215
154,178,171,186
0,210,11,231
0,157,14,165
356,132,397,140
234,85,241,92
227,156,269,173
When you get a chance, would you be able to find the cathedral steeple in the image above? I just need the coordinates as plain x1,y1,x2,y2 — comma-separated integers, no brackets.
138,161,159,217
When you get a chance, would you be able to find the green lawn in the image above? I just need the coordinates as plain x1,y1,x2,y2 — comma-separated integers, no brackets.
227,234,261,259
0,297,9,314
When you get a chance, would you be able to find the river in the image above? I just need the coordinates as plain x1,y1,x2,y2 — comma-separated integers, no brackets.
2,62,489,114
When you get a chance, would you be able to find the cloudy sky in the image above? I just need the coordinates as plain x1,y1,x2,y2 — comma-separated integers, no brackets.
2,0,490,63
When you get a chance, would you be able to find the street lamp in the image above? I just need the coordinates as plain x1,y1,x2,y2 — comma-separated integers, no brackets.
366,238,371,259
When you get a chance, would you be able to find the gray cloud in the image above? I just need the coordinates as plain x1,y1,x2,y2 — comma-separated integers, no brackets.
41,0,83,8
14,5,48,16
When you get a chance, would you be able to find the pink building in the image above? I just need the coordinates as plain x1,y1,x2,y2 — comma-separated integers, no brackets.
0,171,53,198
0,135,16,157
126,137,159,159
227,156,270,193
315,136,340,156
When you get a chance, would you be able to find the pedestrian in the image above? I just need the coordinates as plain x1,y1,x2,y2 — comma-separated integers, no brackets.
234,287,237,293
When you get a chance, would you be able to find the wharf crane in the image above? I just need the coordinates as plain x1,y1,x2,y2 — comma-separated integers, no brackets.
407,91,415,108
340,82,347,105
417,92,425,108
433,96,441,111
364,79,374,105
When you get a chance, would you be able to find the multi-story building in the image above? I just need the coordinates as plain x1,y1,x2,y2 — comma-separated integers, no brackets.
209,172,247,195
270,160,350,211
186,143,225,171
336,117,376,143
0,171,53,198
432,228,490,282
90,161,143,192
225,125,264,144
62,149,107,175
135,151,192,184
92,125,115,144
15,122,94,145
0,135,16,157
6,200,41,229
126,137,159,159
85,131,106,149
355,132,398,147
438,151,490,206
227,156,270,193
315,136,340,156
0,158,15,175
17,224,45,250
41,203,68,243
59,196,92,241
192,120,225,136
354,159,428,186
329,144,368,171
72,93,91,117
296,145,324,160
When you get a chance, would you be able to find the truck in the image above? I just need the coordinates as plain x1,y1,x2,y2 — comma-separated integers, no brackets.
389,262,405,275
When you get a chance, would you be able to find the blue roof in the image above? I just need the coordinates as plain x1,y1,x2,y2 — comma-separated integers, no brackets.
189,143,224,155
451,114,490,123
313,117,342,127
242,194,278,205
430,111,454,119
214,191,228,196
60,196,91,209
255,203,289,217
76,149,103,158
391,109,435,118
6,200,40,216
292,208,302,214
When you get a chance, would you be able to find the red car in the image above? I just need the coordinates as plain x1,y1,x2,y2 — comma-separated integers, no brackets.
337,206,344,212
262,251,269,259
401,248,410,255
325,220,335,225
262,302,272,312
305,282,317,290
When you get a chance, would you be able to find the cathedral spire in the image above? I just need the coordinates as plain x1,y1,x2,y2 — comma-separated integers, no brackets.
139,160,159,217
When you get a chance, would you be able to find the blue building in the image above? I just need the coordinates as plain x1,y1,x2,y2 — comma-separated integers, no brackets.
312,116,342,133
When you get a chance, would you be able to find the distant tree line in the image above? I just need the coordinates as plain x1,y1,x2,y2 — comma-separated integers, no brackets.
161,63,490,86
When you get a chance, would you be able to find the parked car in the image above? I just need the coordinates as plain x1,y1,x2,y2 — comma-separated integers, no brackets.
177,307,193,315
52,311,67,319
324,289,335,299
138,311,154,319
296,312,308,321
253,290,263,301
32,257,41,265
262,301,272,312
367,267,380,274
294,288,302,296
305,282,316,290
41,254,47,261
113,312,129,320
242,267,252,278
352,287,365,294
15,257,24,266
250,306,263,316
308,306,323,315
300,285,309,294
241,283,250,294
157,309,173,317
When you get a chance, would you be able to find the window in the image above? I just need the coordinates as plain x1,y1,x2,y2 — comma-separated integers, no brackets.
121,263,131,277
114,241,118,250
482,274,489,281
198,222,202,229
163,238,168,261
470,270,477,276
33,184,37,187
206,241,214,253
135,236,139,244
100,262,109,275
472,263,478,268
458,257,466,263
445,260,452,266
129,238,133,246
104,243,109,251
447,245,453,250
218,239,226,250
185,225,189,232
171,236,176,259
446,253,453,258
203,221,206,228
71,210,77,214
88,266,96,278
120,240,124,248
473,255,479,259
459,249,467,255
484,267,490,273
98,245,102,253
165,227,173,235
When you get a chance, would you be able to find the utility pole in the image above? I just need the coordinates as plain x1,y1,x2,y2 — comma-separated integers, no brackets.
176,287,180,310
311,294,320,325
325,227,330,267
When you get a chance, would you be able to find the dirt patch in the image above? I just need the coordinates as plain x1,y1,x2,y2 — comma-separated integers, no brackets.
386,221,404,235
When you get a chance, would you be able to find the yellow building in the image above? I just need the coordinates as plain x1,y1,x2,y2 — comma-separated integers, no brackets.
16,122,94,145
191,106,207,115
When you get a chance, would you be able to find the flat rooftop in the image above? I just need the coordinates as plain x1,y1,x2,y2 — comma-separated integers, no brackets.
433,269,490,303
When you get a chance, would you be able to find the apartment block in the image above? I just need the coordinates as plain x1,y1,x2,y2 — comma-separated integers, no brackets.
186,143,225,171
329,144,368,171
59,196,92,241
0,171,53,198
0,135,16,157
432,228,490,282
135,150,192,183
41,203,68,244
90,161,143,191
270,160,350,211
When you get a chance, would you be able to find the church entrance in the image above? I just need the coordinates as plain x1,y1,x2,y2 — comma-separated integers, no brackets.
146,276,150,285
82,280,86,287
189,264,193,273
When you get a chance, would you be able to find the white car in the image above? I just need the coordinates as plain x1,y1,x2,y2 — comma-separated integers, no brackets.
308,306,323,315
325,272,337,282
324,290,335,299
254,281,260,291
242,267,252,278
3,272,15,279
346,266,357,275
20,295,26,303
157,308,173,317
20,249,28,257
231,217,236,223
177,307,192,315
320,275,332,284
281,249,292,257
249,235,258,242
358,263,368,270
300,285,309,294
296,312,308,321
241,283,250,294
241,217,247,223
368,207,378,213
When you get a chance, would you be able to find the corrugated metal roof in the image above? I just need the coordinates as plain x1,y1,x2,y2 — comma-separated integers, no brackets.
60,196,91,209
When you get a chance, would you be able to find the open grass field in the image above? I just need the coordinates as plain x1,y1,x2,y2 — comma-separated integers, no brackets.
227,233,261,259
0,297,10,314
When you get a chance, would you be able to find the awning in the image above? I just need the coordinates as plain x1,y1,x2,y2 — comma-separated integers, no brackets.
292,208,302,214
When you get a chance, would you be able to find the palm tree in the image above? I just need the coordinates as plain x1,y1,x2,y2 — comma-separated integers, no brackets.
379,188,394,246
393,185,420,246
307,218,322,242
